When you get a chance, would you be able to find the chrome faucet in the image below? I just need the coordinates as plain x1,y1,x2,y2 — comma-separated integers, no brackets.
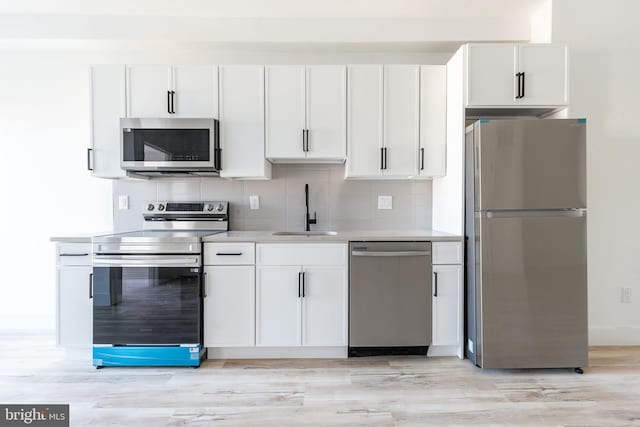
305,184,317,232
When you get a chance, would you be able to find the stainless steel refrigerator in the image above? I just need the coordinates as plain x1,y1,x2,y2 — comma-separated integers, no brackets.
465,119,588,371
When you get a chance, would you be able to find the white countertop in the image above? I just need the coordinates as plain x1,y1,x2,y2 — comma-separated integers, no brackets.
202,229,462,243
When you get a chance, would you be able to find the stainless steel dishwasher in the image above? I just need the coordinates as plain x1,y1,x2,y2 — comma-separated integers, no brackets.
349,241,432,357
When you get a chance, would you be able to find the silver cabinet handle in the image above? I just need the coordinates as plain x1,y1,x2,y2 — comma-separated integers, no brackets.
351,250,431,257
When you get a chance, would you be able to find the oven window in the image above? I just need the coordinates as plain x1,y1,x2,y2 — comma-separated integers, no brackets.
122,129,210,162
93,267,201,345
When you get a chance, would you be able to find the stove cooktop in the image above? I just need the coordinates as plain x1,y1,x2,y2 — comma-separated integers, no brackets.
93,230,224,244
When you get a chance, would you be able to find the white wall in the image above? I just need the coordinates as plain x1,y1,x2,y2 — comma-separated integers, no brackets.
552,0,640,344
0,42,448,332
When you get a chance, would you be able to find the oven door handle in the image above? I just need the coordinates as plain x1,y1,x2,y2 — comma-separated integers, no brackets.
93,255,200,267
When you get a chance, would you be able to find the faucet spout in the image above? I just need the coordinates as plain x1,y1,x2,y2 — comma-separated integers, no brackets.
305,184,317,232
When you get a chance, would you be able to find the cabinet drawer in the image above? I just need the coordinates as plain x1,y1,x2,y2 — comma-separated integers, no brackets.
205,243,255,265
257,244,347,266
56,243,92,266
432,242,463,265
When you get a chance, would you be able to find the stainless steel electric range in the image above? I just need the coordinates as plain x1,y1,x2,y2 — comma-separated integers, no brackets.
91,201,228,368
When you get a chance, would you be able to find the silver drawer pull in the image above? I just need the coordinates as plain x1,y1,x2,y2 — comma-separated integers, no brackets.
59,253,89,257
216,252,243,256
351,250,431,257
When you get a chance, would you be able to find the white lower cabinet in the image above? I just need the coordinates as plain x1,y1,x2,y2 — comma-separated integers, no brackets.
256,266,302,346
56,243,93,346
432,264,463,346
430,241,464,358
203,265,255,347
255,244,347,348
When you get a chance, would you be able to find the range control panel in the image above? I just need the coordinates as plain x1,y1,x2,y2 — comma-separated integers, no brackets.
144,201,228,215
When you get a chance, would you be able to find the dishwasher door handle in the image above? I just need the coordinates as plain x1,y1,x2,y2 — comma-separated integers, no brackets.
351,250,431,257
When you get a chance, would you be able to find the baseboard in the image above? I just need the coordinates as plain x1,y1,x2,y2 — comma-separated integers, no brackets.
589,326,640,345
427,345,460,357
207,346,348,359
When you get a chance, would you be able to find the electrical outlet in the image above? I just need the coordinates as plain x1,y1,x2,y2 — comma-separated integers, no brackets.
622,287,632,304
118,195,129,210
249,195,260,210
377,195,393,210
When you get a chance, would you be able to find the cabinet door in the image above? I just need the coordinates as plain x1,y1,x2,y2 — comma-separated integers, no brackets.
265,66,306,159
218,66,271,179
345,65,384,178
57,266,93,346
517,44,568,106
432,265,463,346
203,266,255,347
256,266,301,346
89,65,126,178
305,66,347,160
126,65,172,117
383,65,419,176
419,66,447,178
465,44,518,106
301,267,347,347
172,65,218,118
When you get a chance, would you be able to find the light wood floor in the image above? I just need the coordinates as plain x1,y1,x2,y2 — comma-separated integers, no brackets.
1,333,639,426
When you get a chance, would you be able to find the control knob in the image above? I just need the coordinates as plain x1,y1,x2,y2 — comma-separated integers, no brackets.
205,204,214,212
216,203,224,212
157,204,165,211
147,203,155,211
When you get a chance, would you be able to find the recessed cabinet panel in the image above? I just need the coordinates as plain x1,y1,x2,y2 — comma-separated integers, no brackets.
57,266,93,346
345,65,384,178
305,66,347,160
265,66,306,159
466,44,518,107
301,267,347,347
126,65,172,117
419,66,447,178
432,265,463,346
383,65,420,176
172,65,218,118
517,44,568,106
256,266,302,346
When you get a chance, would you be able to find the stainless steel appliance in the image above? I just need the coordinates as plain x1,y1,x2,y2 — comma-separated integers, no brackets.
465,119,587,372
91,201,228,367
349,242,432,356
120,118,221,177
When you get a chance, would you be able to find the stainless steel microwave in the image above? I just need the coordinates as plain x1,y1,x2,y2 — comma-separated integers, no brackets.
120,118,220,176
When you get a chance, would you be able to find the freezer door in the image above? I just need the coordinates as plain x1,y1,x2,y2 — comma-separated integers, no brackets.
475,119,586,210
477,213,587,369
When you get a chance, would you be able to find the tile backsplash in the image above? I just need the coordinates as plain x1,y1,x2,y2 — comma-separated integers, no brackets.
112,164,432,232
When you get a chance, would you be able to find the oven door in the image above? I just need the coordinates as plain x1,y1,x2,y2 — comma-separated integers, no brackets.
120,118,220,171
92,255,202,345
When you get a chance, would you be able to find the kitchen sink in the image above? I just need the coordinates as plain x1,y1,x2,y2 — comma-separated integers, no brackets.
272,231,338,236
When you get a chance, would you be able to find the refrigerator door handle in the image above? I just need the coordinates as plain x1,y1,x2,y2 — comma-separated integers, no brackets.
478,208,587,218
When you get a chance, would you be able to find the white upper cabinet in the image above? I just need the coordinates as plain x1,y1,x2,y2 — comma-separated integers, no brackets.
172,65,218,118
345,65,420,179
465,43,568,107
89,65,126,179
126,65,173,117
419,66,447,178
265,65,346,162
126,65,218,118
345,65,384,178
517,44,568,106
383,65,420,177
265,66,306,158
218,65,271,179
465,44,518,106
305,66,347,160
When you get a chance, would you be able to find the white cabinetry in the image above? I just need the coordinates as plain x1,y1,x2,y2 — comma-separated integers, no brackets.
56,243,93,346
430,242,464,358
465,43,567,107
419,66,447,178
126,65,218,118
345,65,423,179
218,66,271,179
255,244,347,347
89,65,127,179
203,243,256,347
265,66,346,162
